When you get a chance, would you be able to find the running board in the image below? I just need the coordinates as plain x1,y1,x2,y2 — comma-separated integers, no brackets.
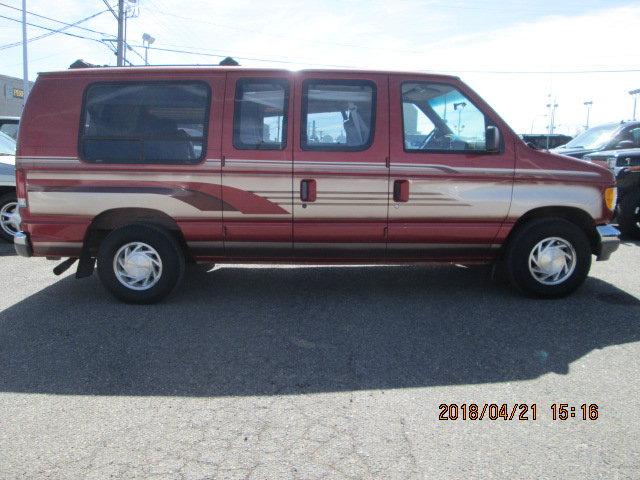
53,257,78,276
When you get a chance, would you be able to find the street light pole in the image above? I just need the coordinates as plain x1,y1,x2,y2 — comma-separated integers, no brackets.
546,99,558,149
453,101,466,136
21,0,29,107
142,33,155,66
630,89,640,121
583,101,593,130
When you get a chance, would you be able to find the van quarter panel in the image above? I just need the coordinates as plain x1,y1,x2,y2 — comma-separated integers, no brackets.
17,71,226,256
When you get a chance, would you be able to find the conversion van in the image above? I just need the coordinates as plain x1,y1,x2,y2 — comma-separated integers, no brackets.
13,67,619,303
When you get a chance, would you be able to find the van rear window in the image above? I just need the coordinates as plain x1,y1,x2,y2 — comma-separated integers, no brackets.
79,82,210,164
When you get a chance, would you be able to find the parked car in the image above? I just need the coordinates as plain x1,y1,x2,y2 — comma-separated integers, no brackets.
0,131,18,242
585,148,640,238
520,134,572,150
0,116,19,140
551,121,640,159
14,67,619,303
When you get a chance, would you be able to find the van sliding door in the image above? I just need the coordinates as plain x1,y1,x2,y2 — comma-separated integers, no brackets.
292,73,389,259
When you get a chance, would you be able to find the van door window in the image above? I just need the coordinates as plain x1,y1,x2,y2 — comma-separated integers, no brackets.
233,79,288,150
402,82,488,152
301,80,375,151
80,81,210,164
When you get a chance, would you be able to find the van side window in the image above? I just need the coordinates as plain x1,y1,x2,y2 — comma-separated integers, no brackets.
233,78,288,150
402,82,488,152
301,80,375,151
80,82,210,164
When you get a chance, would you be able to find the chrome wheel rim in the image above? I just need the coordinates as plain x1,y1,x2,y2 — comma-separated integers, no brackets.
0,201,20,237
113,242,162,291
528,237,576,285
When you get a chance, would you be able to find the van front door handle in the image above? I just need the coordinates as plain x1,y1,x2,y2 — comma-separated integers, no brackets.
393,179,409,202
300,179,317,202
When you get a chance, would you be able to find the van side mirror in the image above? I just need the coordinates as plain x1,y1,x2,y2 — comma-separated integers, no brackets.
486,126,500,153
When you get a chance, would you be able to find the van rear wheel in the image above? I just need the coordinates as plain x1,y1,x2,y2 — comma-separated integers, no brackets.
505,218,591,298
97,224,185,304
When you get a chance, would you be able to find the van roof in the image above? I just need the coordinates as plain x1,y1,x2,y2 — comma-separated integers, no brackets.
37,66,461,81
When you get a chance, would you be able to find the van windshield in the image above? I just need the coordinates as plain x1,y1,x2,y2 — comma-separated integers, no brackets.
560,124,619,150
0,131,16,155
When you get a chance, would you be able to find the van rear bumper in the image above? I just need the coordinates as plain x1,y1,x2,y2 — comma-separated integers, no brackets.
14,231,33,258
595,224,620,261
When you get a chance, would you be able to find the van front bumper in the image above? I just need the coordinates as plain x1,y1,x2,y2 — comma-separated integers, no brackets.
14,231,33,258
595,224,620,261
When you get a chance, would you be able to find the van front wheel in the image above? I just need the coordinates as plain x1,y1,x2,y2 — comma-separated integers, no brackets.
505,218,591,298
97,224,185,304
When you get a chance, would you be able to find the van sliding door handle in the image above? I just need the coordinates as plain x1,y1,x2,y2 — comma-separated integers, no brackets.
300,179,317,202
393,180,409,202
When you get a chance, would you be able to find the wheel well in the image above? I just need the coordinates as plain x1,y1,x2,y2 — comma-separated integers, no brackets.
83,208,190,260
503,207,599,256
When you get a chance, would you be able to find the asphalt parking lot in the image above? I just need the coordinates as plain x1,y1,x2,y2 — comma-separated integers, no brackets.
0,240,638,479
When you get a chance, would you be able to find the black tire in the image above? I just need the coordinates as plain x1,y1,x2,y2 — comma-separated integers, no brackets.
97,224,185,304
618,190,640,239
505,217,592,298
0,191,18,242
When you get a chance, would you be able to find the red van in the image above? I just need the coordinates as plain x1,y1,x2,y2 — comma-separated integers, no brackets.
13,67,619,303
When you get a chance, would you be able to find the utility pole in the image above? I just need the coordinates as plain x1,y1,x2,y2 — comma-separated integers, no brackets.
630,89,640,121
21,0,29,107
116,0,124,66
583,101,593,131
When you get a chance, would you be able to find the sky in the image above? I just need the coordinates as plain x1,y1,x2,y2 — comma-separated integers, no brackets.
1,0,639,135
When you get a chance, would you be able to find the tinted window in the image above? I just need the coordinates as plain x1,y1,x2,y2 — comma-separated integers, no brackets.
402,82,488,152
302,80,375,150
620,126,640,147
80,82,210,164
233,79,288,150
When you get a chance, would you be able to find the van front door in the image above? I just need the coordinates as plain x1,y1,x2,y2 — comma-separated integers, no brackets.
221,72,293,258
388,75,515,260
292,73,389,259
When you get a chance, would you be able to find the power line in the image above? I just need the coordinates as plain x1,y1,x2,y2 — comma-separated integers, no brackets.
433,68,640,75
0,6,637,75
128,44,356,69
0,12,108,50
142,1,616,56
130,43,640,75
0,2,112,38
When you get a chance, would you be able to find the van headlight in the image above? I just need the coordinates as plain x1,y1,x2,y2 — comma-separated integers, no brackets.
604,187,617,211
606,157,617,169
